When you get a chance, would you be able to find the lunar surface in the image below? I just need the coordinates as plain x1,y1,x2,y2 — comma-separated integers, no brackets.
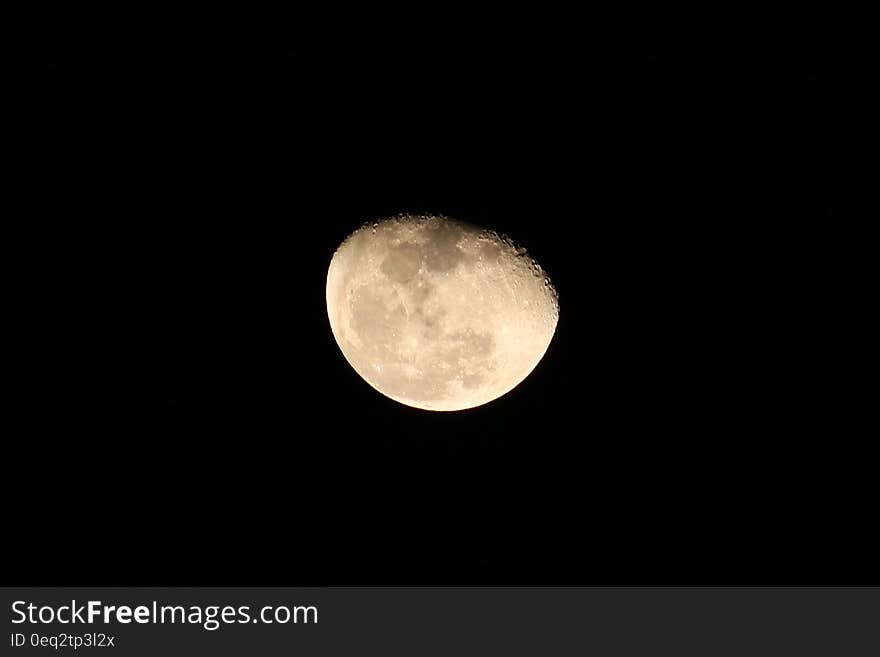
326,214,559,411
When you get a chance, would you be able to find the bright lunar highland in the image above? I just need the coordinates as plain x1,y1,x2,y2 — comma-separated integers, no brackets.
326,214,559,411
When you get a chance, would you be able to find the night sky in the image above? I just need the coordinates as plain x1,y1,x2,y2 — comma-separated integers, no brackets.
8,4,872,584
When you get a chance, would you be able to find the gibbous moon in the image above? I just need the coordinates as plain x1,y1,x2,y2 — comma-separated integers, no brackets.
326,214,559,411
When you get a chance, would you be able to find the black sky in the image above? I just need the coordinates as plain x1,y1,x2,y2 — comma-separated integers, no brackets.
7,4,873,584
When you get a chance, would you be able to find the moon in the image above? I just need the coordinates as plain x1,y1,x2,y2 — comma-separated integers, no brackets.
326,214,559,411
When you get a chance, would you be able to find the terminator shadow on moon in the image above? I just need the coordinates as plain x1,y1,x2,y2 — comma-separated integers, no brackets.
326,214,559,411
